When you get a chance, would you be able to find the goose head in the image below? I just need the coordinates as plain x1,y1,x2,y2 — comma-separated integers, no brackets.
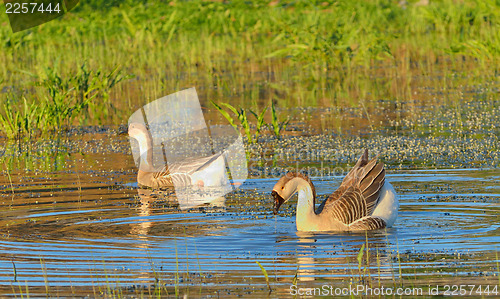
128,123,150,143
272,172,316,215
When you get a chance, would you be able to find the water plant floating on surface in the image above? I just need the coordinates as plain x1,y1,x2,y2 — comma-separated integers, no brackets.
272,149,398,231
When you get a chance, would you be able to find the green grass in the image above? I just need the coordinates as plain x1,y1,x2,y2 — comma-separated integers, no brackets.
211,100,287,143
268,101,290,140
0,63,131,139
0,0,498,139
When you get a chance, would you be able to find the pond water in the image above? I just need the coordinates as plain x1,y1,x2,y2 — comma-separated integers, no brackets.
0,130,498,297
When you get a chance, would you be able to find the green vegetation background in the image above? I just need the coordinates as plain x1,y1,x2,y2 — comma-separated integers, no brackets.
0,0,498,139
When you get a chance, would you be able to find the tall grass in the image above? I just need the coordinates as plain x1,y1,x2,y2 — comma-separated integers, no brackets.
0,64,131,139
0,0,498,139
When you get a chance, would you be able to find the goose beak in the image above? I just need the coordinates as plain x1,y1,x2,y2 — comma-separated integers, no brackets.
117,125,129,136
272,190,285,215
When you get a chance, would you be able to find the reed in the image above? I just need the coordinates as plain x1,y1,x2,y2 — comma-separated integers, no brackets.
496,250,499,286
11,260,17,283
397,238,403,286
356,243,365,283
193,239,205,282
365,233,372,288
24,280,29,299
39,258,49,296
211,101,253,143
212,100,288,143
0,0,497,139
174,238,179,297
0,64,131,139
268,101,290,140
249,105,268,142
256,261,272,294
4,163,15,206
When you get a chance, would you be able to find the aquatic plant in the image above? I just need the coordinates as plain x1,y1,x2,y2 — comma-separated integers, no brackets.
268,101,290,140
0,0,497,134
40,258,50,296
39,64,132,127
38,66,89,132
212,100,289,143
0,64,132,139
211,101,253,143
249,105,268,142
357,243,366,282
0,97,42,139
496,250,499,286
256,261,272,293
77,64,134,124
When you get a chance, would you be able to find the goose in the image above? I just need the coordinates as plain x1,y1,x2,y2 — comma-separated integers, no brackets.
127,122,228,189
271,150,398,231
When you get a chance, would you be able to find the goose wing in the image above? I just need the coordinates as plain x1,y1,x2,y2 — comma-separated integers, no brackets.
168,151,224,174
150,165,192,187
151,152,224,187
317,149,386,225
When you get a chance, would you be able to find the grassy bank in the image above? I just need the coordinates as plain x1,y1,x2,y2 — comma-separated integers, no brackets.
0,0,499,138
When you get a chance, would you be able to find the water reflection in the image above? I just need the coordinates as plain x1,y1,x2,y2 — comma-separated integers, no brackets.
0,163,498,295
129,187,227,238
283,231,397,282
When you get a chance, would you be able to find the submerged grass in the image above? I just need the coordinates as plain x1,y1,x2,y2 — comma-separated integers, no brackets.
0,0,499,138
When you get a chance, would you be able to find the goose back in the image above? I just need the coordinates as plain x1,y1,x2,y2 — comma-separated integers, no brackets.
316,149,386,226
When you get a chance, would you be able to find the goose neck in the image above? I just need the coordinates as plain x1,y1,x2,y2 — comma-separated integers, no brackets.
295,180,318,229
135,132,155,172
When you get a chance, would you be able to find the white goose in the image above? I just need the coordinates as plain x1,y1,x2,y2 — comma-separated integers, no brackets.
272,150,398,231
128,123,228,189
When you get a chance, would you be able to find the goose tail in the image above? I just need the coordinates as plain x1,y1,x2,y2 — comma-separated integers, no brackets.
371,182,399,227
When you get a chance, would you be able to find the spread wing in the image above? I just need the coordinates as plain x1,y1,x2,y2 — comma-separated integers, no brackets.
317,149,385,225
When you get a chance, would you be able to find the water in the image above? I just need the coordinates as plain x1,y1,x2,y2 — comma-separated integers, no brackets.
0,134,498,297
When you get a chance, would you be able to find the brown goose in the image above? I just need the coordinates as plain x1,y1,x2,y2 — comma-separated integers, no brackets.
128,123,226,189
271,150,398,231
